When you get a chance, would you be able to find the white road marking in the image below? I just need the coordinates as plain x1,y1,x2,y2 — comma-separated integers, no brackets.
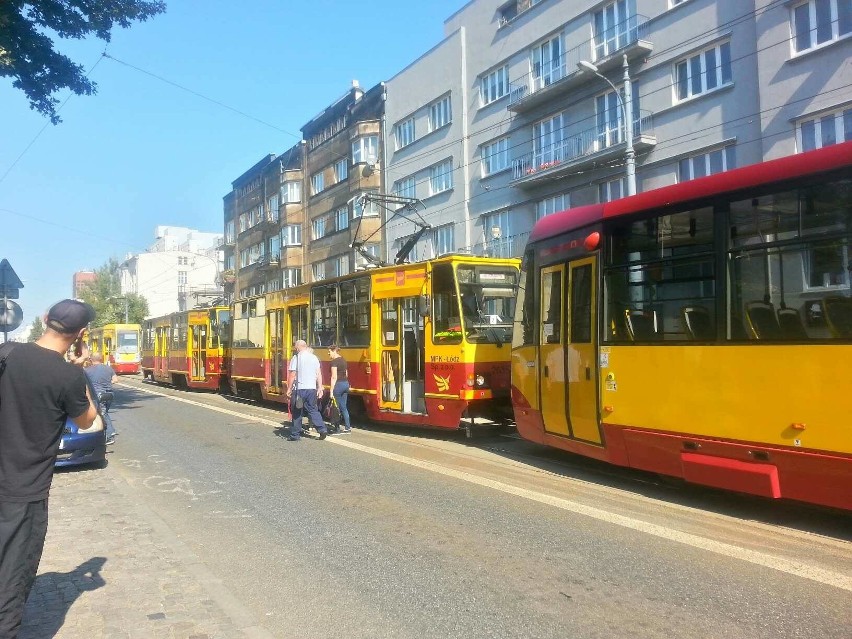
122,383,852,592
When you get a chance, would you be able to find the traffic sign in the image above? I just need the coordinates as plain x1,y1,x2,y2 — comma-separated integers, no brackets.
0,259,24,300
0,300,23,332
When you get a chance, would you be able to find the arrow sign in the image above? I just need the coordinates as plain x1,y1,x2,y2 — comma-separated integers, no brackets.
0,259,24,300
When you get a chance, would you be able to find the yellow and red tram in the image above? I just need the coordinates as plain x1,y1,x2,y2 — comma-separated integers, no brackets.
511,142,852,510
85,323,142,374
230,255,519,431
141,306,231,390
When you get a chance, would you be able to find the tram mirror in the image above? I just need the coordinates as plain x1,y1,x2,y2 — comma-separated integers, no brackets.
418,294,430,318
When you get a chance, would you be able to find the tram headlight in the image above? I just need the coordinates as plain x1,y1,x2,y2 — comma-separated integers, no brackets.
475,374,486,387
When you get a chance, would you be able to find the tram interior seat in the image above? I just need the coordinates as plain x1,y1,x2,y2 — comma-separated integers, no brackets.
624,309,658,341
823,296,852,338
776,307,808,339
681,306,714,340
745,301,783,340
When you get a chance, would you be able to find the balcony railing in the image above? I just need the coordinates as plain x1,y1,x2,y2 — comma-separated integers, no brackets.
466,232,530,259
508,15,650,110
257,253,281,270
512,111,654,181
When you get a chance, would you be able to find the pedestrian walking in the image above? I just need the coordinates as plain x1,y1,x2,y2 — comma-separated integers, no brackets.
0,299,98,637
285,340,327,441
327,344,351,433
84,353,118,444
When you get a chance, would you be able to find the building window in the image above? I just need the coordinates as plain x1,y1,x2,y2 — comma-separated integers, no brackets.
240,249,249,268
225,220,235,244
269,234,281,258
434,224,454,255
352,192,380,218
678,146,737,181
429,159,454,195
596,85,640,149
267,277,281,292
395,234,421,262
178,271,187,285
178,256,189,266
531,34,563,89
336,206,349,231
355,243,381,269
485,210,514,258
480,66,509,105
533,113,565,165
311,172,325,195
536,194,569,220
395,118,415,149
675,41,732,101
312,216,328,240
225,254,235,270
334,158,348,183
283,268,302,288
481,137,510,177
599,177,628,202
267,194,279,222
393,176,416,200
797,106,852,151
282,181,301,203
338,255,349,277
282,224,302,246
792,0,852,53
429,96,452,132
352,135,378,164
593,0,637,61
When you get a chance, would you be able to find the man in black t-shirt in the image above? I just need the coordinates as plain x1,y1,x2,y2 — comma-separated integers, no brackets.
0,299,97,637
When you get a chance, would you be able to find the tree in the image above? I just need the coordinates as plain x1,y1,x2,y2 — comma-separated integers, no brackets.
0,1,166,124
78,257,148,325
27,316,44,341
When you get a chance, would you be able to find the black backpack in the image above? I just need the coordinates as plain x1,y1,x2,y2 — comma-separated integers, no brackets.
0,342,18,406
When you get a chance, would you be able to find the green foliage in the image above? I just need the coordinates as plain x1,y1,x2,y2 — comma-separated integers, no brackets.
78,257,148,326
0,1,166,124
27,316,44,342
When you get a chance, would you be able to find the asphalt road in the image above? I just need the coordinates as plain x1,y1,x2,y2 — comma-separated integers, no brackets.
106,378,852,639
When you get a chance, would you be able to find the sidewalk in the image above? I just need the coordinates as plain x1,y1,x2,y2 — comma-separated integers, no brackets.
20,461,273,639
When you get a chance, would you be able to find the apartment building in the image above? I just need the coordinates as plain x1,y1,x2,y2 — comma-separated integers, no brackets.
300,81,385,282
222,144,304,302
120,226,222,317
383,0,852,257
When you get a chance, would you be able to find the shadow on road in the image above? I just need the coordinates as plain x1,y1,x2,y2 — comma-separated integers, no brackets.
20,557,107,639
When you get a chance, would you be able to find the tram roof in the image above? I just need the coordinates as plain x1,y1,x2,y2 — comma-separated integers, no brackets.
528,140,852,245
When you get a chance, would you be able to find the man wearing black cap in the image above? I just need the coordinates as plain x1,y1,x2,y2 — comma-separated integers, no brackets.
0,299,98,637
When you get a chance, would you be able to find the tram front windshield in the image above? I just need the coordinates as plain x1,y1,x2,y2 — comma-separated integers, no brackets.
117,330,139,354
457,266,517,344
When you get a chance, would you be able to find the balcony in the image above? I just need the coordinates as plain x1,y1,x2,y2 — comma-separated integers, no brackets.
508,15,652,114
256,254,281,271
510,112,656,188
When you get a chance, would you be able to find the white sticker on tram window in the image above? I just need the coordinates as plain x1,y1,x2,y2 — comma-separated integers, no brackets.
600,352,609,368
543,324,554,338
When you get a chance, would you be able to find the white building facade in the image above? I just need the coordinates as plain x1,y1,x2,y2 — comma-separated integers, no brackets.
383,0,852,257
120,226,223,318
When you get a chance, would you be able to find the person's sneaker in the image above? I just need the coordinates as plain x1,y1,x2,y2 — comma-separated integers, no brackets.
339,428,351,434
319,430,327,440
105,436,116,445
287,436,300,441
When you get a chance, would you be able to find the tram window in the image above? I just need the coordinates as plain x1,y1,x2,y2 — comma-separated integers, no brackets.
512,252,536,348
289,306,308,345
540,270,562,344
729,179,851,341
604,207,716,342
432,263,462,344
232,317,250,348
311,285,338,346
571,265,593,343
339,277,371,346
381,300,398,346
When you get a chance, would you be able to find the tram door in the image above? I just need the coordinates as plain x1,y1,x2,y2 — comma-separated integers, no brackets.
268,309,286,395
538,259,602,443
189,321,207,381
566,258,601,444
155,326,169,380
379,297,425,413
285,305,309,392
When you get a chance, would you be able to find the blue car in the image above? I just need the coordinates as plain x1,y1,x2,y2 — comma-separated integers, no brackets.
55,381,107,468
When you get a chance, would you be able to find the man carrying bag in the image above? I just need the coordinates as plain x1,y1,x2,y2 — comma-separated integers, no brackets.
285,340,327,441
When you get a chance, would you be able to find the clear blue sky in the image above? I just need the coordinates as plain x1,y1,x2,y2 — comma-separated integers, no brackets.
0,0,466,338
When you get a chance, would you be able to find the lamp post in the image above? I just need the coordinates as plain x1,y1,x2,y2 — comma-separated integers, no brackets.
578,54,636,196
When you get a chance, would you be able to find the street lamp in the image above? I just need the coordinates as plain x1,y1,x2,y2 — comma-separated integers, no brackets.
577,54,636,196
